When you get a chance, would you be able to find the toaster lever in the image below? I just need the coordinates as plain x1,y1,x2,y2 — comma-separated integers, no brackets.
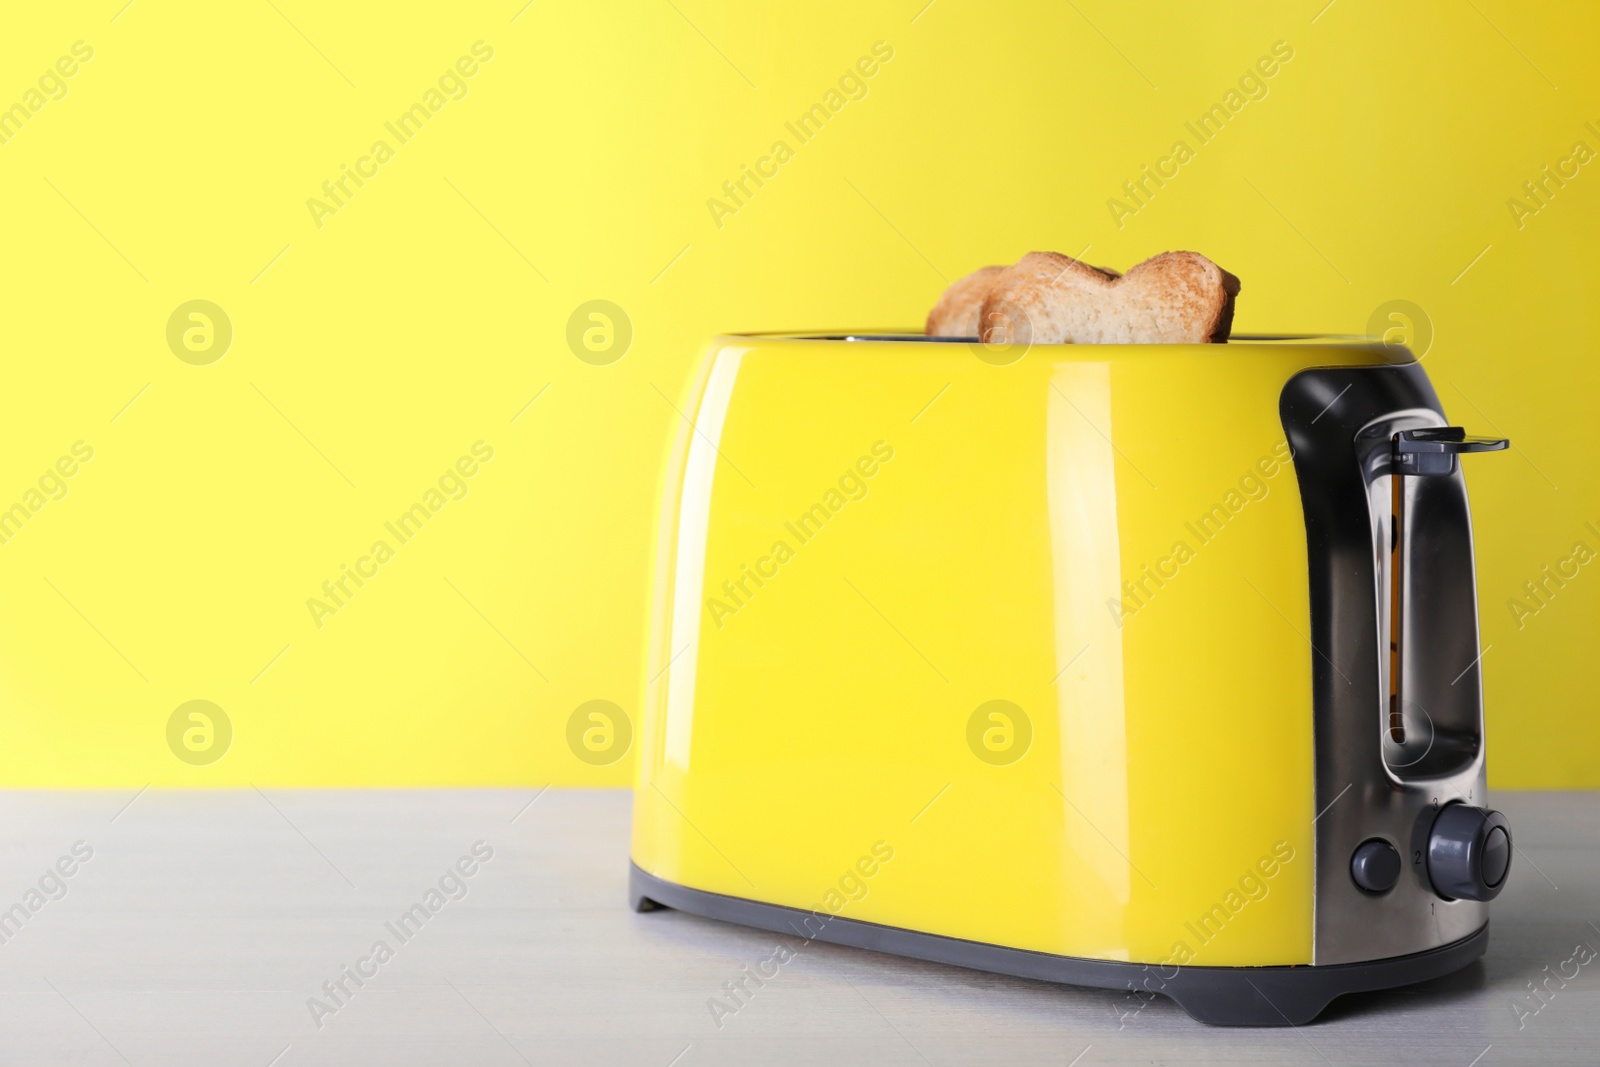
1385,426,1508,751
1394,427,1509,476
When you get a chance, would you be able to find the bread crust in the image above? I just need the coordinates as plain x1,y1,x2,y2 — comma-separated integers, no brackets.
975,251,1240,345
925,265,1006,337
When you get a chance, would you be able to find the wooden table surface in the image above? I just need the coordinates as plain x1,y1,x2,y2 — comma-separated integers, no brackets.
0,788,1593,1065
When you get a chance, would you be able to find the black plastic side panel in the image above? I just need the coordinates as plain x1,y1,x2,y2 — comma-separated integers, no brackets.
630,865,1488,1027
1280,363,1439,733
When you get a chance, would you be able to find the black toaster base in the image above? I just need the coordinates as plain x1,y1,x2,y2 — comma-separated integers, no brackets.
629,864,1488,1027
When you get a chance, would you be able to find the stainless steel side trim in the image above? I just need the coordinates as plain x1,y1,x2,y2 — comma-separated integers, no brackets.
1281,365,1490,966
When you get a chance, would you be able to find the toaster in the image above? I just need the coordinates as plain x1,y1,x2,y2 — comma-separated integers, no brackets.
629,333,1511,1026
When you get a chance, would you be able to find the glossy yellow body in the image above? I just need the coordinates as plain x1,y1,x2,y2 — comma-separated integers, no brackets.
633,336,1406,967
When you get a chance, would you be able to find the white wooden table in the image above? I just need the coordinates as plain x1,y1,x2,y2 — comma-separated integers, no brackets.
0,789,1593,1065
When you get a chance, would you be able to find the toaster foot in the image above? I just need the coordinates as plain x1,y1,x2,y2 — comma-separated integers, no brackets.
1153,927,1489,1025
628,863,1489,1026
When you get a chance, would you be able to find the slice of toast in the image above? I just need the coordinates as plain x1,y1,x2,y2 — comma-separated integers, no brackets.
925,265,1006,337
974,251,1240,345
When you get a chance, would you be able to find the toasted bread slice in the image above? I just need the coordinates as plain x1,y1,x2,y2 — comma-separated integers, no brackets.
976,251,1240,345
925,265,1006,337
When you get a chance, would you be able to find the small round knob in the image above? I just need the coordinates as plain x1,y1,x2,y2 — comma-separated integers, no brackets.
1350,839,1402,893
1427,805,1511,901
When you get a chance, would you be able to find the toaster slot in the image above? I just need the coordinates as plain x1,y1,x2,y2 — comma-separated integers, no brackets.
1387,468,1404,744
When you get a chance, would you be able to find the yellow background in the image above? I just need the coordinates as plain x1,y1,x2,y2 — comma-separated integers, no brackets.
0,1,1592,787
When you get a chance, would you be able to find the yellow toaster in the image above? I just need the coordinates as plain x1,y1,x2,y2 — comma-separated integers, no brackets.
629,332,1512,1025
